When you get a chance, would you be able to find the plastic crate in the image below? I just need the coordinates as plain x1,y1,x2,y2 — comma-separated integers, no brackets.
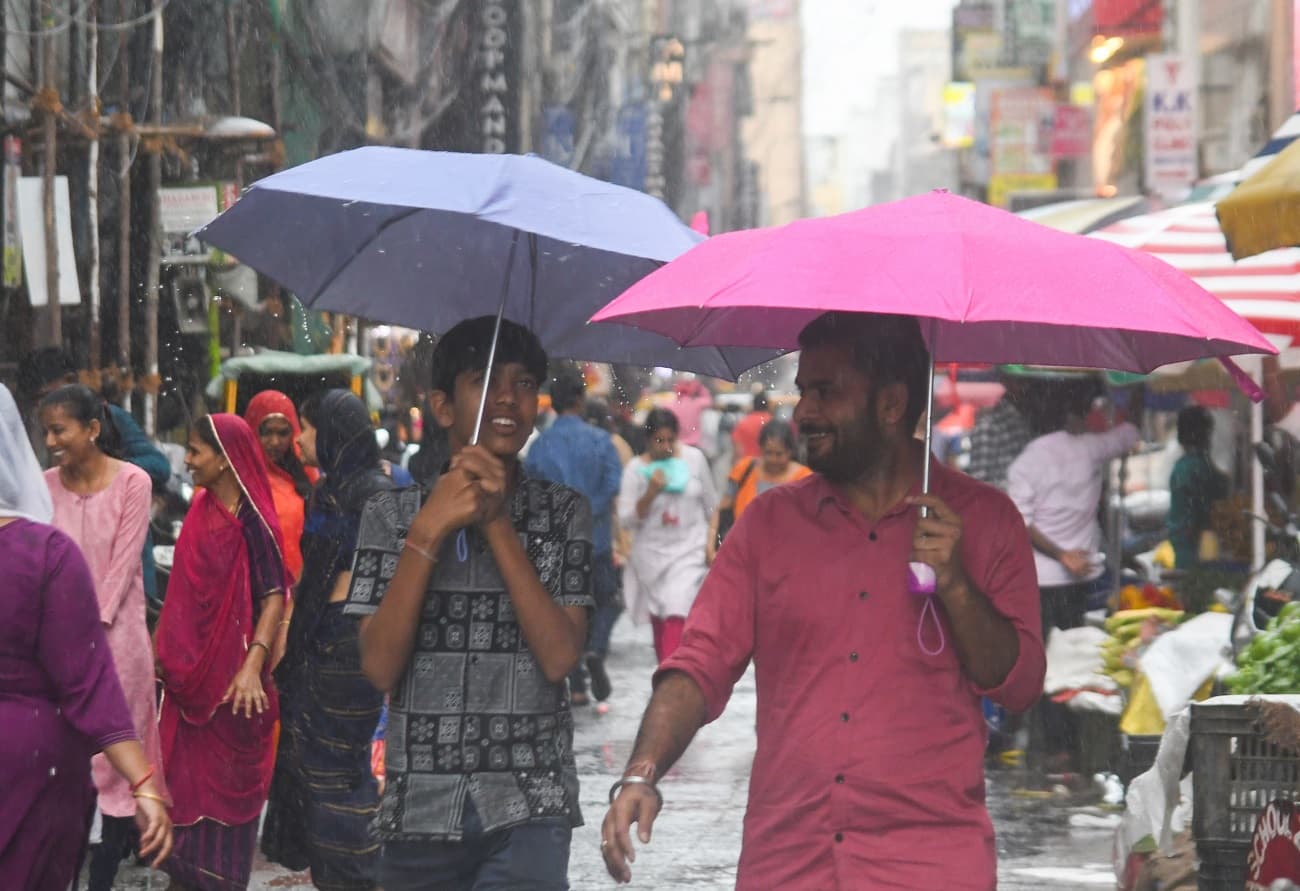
1190,698,1300,890
1195,840,1248,891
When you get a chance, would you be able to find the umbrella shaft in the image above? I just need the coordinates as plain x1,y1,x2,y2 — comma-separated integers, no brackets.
920,355,934,517
471,230,521,446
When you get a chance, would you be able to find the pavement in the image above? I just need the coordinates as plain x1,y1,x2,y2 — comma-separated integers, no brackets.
106,617,1118,890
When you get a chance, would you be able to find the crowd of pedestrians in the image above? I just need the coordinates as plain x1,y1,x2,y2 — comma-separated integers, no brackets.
0,309,1081,884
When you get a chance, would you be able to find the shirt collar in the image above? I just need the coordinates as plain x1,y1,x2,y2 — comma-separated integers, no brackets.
812,454,951,521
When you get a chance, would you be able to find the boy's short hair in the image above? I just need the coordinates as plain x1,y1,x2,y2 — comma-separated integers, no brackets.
430,316,548,398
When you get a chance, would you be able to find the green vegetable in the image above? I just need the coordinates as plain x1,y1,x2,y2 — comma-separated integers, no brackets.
1228,606,1300,695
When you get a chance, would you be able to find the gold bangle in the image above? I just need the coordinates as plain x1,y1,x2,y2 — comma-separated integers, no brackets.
404,541,437,564
133,791,167,804
278,620,291,627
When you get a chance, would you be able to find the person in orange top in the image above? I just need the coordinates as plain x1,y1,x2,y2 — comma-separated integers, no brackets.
707,420,810,565
243,391,316,583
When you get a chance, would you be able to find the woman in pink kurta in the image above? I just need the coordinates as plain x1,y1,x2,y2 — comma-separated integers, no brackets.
40,384,167,891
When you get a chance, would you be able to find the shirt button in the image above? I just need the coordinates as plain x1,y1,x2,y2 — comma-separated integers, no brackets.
858,591,869,601
835,832,844,842
868,532,878,541
840,712,849,722
849,652,858,662
835,774,845,784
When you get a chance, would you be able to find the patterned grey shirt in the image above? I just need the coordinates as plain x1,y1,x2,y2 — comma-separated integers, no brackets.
343,473,595,841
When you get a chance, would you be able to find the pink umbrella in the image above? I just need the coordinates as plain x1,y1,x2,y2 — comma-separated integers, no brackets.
593,191,1272,370
592,190,1275,593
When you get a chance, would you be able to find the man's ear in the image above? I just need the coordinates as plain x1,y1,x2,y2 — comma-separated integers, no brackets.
429,389,456,430
877,380,910,431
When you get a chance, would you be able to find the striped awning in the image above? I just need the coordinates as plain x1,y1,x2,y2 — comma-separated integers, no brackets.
1093,202,1300,344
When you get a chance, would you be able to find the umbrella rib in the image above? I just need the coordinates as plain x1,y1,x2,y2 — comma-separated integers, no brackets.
300,206,424,308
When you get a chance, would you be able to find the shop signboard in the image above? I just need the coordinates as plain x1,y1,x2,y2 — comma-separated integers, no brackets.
1144,53,1197,201
988,172,1059,209
951,2,998,81
477,0,520,155
990,86,1055,177
971,70,1034,185
159,185,219,264
1051,104,1093,158
942,82,976,148
610,102,648,191
16,176,80,306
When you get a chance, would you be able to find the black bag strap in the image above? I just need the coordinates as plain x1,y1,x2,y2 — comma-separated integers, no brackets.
735,457,758,490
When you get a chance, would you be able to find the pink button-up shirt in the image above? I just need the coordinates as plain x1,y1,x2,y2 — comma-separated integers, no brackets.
658,460,1044,890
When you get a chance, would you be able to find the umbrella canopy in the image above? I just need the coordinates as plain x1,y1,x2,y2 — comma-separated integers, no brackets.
1016,195,1149,234
1215,109,1300,260
1093,201,1300,342
591,190,1275,374
195,146,778,380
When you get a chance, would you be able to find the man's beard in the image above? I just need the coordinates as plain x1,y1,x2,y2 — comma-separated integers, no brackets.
804,393,887,484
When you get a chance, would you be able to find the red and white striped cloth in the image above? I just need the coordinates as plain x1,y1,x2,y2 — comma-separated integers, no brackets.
1092,202,1300,343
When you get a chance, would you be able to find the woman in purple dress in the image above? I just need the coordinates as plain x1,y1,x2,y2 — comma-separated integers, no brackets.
0,383,172,889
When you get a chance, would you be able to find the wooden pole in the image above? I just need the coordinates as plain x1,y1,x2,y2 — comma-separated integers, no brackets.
115,0,131,394
225,1,244,187
224,2,241,117
86,0,101,370
142,0,162,434
41,2,59,346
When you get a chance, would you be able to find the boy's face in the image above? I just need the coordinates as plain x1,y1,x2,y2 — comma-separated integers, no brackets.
433,361,540,458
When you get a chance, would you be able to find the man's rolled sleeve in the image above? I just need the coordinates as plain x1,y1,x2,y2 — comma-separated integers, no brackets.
654,504,759,723
967,498,1045,713
342,489,408,618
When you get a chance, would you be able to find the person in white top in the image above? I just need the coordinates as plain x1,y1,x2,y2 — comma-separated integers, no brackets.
1006,380,1139,770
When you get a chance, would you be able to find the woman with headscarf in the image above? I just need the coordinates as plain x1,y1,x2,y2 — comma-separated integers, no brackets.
38,384,169,891
244,390,316,583
262,390,392,890
155,414,288,891
0,384,172,889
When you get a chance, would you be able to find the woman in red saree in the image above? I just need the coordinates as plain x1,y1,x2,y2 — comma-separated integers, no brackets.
155,414,288,891
243,390,316,583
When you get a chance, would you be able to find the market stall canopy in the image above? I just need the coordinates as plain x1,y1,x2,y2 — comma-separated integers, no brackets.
204,350,380,412
1094,202,1300,344
1216,109,1300,260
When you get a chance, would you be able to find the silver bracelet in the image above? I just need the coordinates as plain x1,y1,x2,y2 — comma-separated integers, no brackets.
608,775,664,809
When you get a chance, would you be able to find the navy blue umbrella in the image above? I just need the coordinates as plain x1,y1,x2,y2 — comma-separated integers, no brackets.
196,147,779,411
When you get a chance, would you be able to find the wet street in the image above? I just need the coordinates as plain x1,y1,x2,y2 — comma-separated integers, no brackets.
110,617,1116,890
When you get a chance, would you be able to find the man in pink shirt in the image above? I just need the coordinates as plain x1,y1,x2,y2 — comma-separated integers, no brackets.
600,312,1045,890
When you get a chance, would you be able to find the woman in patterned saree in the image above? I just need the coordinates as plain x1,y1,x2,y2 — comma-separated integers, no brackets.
262,390,392,890
155,414,289,891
